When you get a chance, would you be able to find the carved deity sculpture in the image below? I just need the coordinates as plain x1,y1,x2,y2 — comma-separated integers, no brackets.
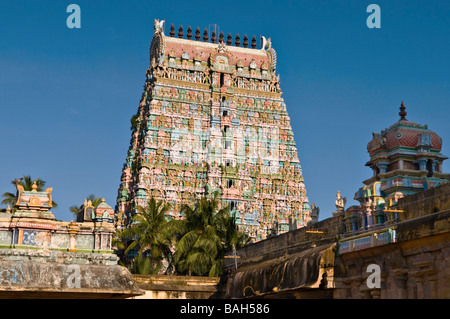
334,191,346,216
310,202,320,223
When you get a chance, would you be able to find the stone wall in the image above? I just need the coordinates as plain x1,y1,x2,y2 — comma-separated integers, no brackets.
0,248,143,299
222,183,450,299
334,183,450,299
398,182,450,222
222,216,341,298
132,275,221,299
223,215,341,272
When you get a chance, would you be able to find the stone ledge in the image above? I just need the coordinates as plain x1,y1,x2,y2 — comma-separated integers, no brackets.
132,275,221,299
0,260,144,299
0,248,118,265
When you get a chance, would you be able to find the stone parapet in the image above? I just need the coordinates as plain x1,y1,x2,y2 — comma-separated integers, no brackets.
132,275,221,299
0,259,143,299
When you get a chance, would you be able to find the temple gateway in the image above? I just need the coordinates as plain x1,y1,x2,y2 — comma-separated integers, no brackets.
116,20,312,241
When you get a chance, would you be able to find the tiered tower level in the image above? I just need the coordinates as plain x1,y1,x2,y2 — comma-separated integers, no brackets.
116,20,311,241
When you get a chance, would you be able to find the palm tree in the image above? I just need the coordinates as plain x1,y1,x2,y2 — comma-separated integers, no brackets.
219,209,249,253
127,255,163,275
1,175,58,211
117,197,173,274
70,194,103,218
170,193,248,277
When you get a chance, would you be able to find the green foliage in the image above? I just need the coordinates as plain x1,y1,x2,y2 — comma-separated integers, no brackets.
116,194,249,277
130,114,140,131
169,193,249,277
128,255,163,275
116,197,173,274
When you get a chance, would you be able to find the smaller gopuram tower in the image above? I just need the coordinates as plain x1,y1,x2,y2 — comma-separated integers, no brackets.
116,20,311,241
342,101,450,233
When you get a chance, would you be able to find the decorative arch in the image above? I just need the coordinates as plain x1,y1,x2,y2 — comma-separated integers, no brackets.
210,50,232,73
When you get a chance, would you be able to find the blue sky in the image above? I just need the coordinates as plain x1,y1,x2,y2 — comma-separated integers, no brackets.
1,0,449,222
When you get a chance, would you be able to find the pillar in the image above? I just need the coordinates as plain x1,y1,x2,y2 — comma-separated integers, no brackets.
366,208,373,229
416,159,427,171
68,221,79,252
393,271,408,299
376,162,389,174
416,277,424,298
432,160,439,173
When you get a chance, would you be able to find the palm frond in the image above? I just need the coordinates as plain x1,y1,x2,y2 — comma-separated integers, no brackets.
195,237,219,259
185,252,211,276
1,192,17,206
209,259,223,277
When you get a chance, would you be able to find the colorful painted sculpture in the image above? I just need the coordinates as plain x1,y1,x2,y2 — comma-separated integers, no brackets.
116,20,311,241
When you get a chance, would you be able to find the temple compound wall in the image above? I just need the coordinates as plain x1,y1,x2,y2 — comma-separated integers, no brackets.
116,20,312,241
132,275,221,299
0,183,143,298
334,183,450,299
222,179,450,299
222,216,340,298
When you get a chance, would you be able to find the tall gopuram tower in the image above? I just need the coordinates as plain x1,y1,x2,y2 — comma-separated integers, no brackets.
342,101,450,233
116,20,311,241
